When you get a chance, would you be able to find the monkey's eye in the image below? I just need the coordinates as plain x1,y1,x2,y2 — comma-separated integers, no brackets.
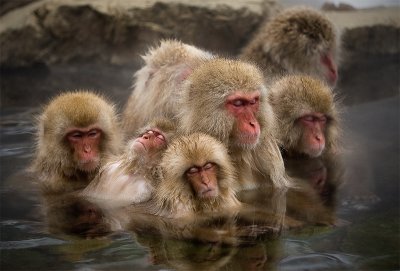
187,167,200,175
156,134,165,141
232,99,245,107
203,162,215,170
303,115,314,122
70,132,83,139
88,129,100,138
249,97,259,105
319,116,328,123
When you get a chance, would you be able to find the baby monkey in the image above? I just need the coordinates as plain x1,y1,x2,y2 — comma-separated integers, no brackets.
82,118,176,205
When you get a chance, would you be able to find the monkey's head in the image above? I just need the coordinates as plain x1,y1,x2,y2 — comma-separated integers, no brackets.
262,7,339,86
128,118,177,162
35,91,122,175
180,59,273,151
269,75,339,158
156,133,239,214
144,39,214,69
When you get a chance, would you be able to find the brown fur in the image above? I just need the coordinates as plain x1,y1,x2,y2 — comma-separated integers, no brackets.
179,58,289,189
32,90,123,194
240,6,339,84
122,39,214,135
269,75,340,157
81,118,177,204
152,133,241,218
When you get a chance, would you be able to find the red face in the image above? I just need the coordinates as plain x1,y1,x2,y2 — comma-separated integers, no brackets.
66,127,102,172
298,113,327,157
225,91,261,148
132,129,166,156
186,162,219,199
320,52,338,86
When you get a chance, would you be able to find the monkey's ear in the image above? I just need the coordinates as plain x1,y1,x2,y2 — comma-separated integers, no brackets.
176,64,193,82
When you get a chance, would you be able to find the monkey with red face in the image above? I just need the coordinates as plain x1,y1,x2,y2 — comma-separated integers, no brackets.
240,6,340,87
268,75,340,158
32,91,123,194
147,133,241,218
122,40,289,189
82,118,176,205
179,58,289,189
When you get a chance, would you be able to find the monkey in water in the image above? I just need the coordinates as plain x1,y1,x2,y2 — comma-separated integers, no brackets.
148,133,241,219
179,58,289,189
268,75,340,158
122,39,214,135
122,40,288,189
240,6,339,86
32,91,123,194
81,118,176,205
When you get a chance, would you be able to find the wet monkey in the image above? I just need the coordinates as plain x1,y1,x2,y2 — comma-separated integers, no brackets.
122,41,288,188
240,6,339,86
179,58,289,188
268,75,340,158
82,118,176,204
150,133,241,218
32,91,123,194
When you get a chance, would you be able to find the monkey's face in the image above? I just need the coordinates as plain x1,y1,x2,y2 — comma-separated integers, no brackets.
185,162,219,199
225,91,261,149
132,129,167,158
66,126,102,172
297,113,327,157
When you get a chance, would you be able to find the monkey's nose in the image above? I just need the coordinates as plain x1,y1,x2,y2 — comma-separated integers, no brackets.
84,145,91,153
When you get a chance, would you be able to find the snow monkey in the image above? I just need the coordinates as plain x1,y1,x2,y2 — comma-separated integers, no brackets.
268,75,340,158
82,118,176,205
122,39,214,135
240,6,339,86
179,58,289,189
32,91,123,194
150,133,241,218
122,40,288,189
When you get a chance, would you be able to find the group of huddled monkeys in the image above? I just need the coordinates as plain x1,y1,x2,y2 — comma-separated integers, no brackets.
31,7,341,220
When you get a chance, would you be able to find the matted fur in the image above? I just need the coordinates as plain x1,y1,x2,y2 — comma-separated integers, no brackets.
178,58,290,189
32,90,122,193
179,58,269,147
122,39,214,135
153,133,241,218
240,6,340,84
81,118,177,204
269,75,340,157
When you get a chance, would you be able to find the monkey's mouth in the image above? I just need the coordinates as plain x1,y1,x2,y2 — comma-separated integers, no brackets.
201,188,217,198
237,134,260,147
79,159,100,172
132,140,147,152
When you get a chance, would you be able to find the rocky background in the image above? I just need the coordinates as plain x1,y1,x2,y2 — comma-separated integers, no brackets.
0,0,399,107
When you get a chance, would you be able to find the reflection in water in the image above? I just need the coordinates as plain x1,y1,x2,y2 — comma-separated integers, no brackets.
1,97,399,270
284,156,343,228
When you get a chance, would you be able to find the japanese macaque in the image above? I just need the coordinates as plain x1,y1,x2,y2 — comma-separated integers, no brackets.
81,118,176,205
179,58,289,189
284,156,344,228
32,91,123,194
149,133,241,218
269,75,340,158
122,39,214,135
240,6,339,86
122,41,288,188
